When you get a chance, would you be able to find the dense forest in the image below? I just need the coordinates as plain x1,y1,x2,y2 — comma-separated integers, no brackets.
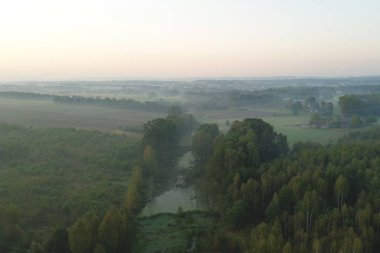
6,109,198,253
0,125,138,253
4,114,380,252
2,86,380,252
191,121,380,253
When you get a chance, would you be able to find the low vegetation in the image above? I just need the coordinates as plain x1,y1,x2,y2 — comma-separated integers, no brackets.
133,211,217,253
0,124,138,252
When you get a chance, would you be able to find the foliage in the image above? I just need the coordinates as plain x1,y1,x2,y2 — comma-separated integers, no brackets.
0,91,52,100
142,112,197,167
68,213,99,253
191,123,220,165
44,227,70,253
192,118,289,217
319,101,334,117
194,119,380,252
287,96,333,117
287,101,303,115
168,105,184,116
339,94,380,117
305,96,319,112
123,167,143,213
67,208,135,253
351,115,363,128
309,113,325,127
54,95,169,112
133,212,217,253
98,208,125,253
0,124,137,252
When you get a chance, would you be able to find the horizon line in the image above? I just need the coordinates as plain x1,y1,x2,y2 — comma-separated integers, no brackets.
1,75,380,83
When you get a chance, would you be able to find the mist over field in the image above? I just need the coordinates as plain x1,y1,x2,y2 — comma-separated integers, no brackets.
0,77,379,252
1,0,380,252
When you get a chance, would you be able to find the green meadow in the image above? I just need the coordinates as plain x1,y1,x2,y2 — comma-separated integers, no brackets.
0,97,360,145
195,107,352,145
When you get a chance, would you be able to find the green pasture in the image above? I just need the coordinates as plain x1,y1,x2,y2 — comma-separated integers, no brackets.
260,114,351,144
195,107,351,145
0,97,365,145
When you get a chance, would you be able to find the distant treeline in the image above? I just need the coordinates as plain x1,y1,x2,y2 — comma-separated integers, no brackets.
0,91,169,113
228,91,279,105
229,85,380,103
53,96,169,113
183,90,280,111
0,91,52,99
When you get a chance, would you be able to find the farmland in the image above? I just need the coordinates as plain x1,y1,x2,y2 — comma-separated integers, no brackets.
0,97,355,145
194,107,353,145
0,98,165,137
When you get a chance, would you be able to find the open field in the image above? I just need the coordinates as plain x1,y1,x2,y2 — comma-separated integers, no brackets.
194,106,353,145
0,98,165,137
261,115,351,144
0,97,370,145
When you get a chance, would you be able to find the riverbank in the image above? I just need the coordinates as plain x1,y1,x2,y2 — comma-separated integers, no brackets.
133,211,218,253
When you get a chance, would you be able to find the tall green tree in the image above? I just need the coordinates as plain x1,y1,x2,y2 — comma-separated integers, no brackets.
335,175,349,209
98,208,124,253
69,213,99,253
192,123,220,164
44,227,70,253
338,95,363,117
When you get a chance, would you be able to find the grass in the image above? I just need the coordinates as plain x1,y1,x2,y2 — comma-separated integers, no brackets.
261,114,351,145
0,98,352,144
0,98,165,137
194,106,352,145
134,211,216,253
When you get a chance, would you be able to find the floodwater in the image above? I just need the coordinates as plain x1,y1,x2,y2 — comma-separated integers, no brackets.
141,151,202,216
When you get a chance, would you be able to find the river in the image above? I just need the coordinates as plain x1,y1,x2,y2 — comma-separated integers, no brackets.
141,151,202,216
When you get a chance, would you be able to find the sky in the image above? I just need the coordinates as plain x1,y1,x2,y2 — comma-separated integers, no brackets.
0,0,380,81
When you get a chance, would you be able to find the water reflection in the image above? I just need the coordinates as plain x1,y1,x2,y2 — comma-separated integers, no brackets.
141,151,202,216
141,186,198,216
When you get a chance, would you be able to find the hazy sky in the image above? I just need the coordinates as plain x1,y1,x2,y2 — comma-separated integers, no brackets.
1,0,380,81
